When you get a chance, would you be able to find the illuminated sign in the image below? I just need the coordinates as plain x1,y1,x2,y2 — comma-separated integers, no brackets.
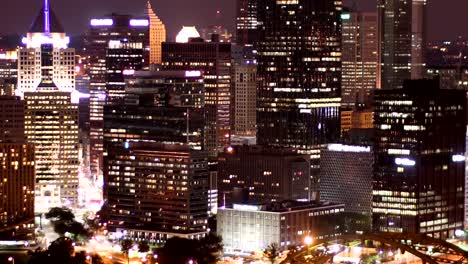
341,13,351,20
90,19,114,26
452,154,465,162
185,70,202,77
233,204,261,212
129,19,149,27
395,158,416,167
328,144,370,153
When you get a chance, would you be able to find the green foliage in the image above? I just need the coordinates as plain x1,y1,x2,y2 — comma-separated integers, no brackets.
156,233,223,264
138,241,150,253
263,243,280,264
45,207,92,242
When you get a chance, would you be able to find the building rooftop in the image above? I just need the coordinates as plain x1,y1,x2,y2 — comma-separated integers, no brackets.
230,200,344,213
29,0,64,33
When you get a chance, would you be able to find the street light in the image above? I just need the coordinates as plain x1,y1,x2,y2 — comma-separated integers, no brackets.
8,256,14,264
304,236,313,256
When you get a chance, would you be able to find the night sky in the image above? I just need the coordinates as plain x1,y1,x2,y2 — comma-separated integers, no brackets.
0,0,466,41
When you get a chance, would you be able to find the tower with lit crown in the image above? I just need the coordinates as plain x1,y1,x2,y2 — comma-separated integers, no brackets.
17,0,75,97
146,1,166,64
21,0,79,211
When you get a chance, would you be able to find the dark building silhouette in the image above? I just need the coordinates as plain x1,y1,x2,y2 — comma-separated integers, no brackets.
373,79,466,238
236,0,258,46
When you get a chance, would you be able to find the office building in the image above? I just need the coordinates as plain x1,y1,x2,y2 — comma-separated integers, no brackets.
218,145,310,207
319,144,373,215
373,79,466,238
378,0,427,89
0,143,35,240
17,0,75,97
0,96,25,143
236,0,258,46
103,70,205,158
232,46,256,138
426,39,468,68
106,40,144,104
0,50,17,96
162,39,231,156
256,0,342,197
146,1,166,64
84,12,149,176
341,11,379,107
105,143,209,242
218,201,344,252
341,108,374,136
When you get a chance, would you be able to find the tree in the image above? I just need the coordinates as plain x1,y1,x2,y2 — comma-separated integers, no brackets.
120,239,134,264
138,241,150,253
45,207,92,242
264,243,280,264
197,233,223,264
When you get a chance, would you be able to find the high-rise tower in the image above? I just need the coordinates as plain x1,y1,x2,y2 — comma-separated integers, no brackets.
17,0,75,97
236,0,258,46
146,1,166,64
378,0,427,89
20,0,79,211
256,0,342,196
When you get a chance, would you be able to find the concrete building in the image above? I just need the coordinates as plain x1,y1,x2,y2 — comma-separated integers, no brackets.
218,145,310,207
341,108,374,136
319,144,373,215
0,50,17,96
218,201,344,252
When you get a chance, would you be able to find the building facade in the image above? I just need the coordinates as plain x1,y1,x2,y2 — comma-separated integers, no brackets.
0,143,35,240
319,144,373,215
105,143,209,243
236,0,258,46
84,12,149,176
378,0,427,89
162,40,231,156
373,79,466,238
0,50,17,96
218,201,344,252
341,108,374,136
0,96,25,143
341,11,379,107
146,1,166,64
218,145,310,207
256,0,342,197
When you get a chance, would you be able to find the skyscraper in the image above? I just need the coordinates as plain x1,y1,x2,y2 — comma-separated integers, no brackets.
146,1,166,64
0,50,17,96
378,0,427,89
373,79,466,238
162,39,231,156
341,10,379,108
106,40,143,104
18,0,79,211
84,13,149,176
236,0,258,46
256,0,342,196
17,0,75,97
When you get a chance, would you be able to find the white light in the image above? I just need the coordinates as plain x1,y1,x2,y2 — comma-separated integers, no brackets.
90,19,114,26
233,204,260,211
328,144,370,153
455,229,465,237
395,158,416,167
176,26,200,43
129,19,149,27
123,69,135,76
114,231,123,239
452,154,465,162
185,70,202,77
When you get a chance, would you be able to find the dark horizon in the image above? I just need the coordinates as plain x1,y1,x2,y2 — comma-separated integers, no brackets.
0,0,467,41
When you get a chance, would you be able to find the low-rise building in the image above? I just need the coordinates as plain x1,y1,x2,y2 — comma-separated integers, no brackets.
218,201,344,252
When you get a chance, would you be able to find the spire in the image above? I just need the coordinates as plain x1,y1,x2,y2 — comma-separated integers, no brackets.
44,0,50,34
29,0,64,33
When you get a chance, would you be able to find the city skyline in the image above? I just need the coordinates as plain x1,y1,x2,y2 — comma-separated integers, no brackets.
0,0,466,41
